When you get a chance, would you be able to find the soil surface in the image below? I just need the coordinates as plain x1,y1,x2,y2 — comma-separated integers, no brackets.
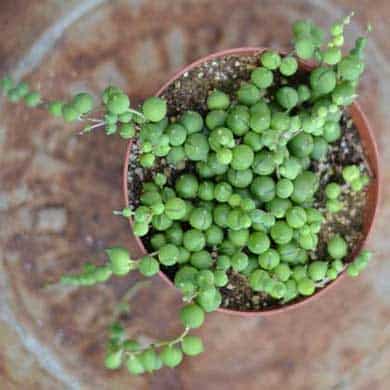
127,53,371,312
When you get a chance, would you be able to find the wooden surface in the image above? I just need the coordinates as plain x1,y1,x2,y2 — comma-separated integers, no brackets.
0,1,389,389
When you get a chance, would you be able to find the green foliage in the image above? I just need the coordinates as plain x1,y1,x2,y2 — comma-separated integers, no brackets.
106,247,134,276
180,304,205,328
279,56,298,76
260,51,281,70
62,103,79,122
181,335,204,356
119,123,135,139
207,89,230,110
61,263,112,286
105,349,123,370
107,92,130,115
24,92,41,107
310,67,337,95
347,250,372,277
73,93,94,114
276,87,298,110
288,132,314,158
297,277,315,296
308,261,328,281
327,234,348,259
342,164,361,183
237,83,261,105
325,182,342,199
142,97,167,122
327,199,344,213
295,39,315,60
286,207,307,228
1,13,374,376
251,67,274,88
0,76,13,94
160,346,183,367
138,256,160,277
48,101,64,117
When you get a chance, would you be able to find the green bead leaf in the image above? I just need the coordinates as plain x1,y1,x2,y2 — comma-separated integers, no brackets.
126,355,145,375
105,350,123,370
138,256,160,277
181,335,204,356
72,92,94,114
62,103,79,123
107,92,130,115
310,67,337,95
160,346,183,368
327,234,348,260
142,97,167,122
295,39,315,60
24,92,41,107
106,247,133,276
179,304,205,328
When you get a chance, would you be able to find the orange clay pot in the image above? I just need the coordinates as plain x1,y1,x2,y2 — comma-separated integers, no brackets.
123,48,381,316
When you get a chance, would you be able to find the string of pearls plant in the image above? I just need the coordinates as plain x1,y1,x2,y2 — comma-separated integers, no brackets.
1,14,374,374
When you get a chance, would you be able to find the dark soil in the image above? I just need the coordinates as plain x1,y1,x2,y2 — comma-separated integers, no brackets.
127,53,371,312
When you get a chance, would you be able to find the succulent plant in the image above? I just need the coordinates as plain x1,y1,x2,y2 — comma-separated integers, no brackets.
0,13,374,375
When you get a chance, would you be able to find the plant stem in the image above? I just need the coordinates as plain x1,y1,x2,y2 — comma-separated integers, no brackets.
315,265,347,288
153,327,190,348
128,108,145,119
124,327,191,357
182,292,199,303
280,128,302,143
113,280,151,320
88,122,105,130
113,209,130,216
78,121,106,135
315,278,330,288
85,118,104,123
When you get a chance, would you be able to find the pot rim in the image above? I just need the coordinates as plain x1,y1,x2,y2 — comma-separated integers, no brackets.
123,47,381,317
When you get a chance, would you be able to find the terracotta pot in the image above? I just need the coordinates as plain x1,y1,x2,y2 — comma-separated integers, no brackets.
123,47,381,317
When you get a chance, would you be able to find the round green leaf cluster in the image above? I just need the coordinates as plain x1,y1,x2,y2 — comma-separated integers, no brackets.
292,19,325,60
49,91,95,124
0,77,44,109
119,15,373,377
129,33,370,311
61,263,112,286
60,246,141,286
1,14,373,377
49,15,371,330
342,165,369,192
106,247,135,276
347,250,372,277
106,326,205,375
130,54,370,314
102,88,171,146
324,182,345,213
142,96,167,122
